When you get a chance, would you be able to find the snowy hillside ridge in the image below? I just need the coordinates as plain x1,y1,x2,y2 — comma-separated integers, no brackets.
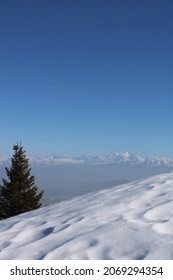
1,172,173,259
1,152,173,167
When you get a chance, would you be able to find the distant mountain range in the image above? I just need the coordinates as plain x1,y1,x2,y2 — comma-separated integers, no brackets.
1,151,173,205
1,151,173,167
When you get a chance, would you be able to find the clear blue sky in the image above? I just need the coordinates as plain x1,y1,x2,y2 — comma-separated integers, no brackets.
0,0,173,157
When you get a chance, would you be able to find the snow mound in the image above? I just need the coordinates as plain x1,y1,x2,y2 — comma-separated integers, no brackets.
1,172,173,260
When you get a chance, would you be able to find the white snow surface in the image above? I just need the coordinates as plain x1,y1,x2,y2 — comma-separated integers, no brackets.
1,172,173,260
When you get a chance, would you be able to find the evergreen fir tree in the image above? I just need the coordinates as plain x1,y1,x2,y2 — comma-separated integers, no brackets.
0,144,44,220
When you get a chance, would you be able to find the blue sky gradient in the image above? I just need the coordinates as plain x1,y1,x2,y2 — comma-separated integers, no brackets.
0,0,173,157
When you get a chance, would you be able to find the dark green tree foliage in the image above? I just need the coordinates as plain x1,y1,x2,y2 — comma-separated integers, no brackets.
0,144,43,220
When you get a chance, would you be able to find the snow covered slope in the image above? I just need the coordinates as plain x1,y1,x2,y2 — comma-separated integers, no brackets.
0,172,173,260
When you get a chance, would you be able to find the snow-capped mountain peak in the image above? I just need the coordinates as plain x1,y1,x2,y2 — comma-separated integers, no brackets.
0,152,173,167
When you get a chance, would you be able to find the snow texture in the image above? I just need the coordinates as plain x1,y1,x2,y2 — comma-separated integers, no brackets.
0,172,173,260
